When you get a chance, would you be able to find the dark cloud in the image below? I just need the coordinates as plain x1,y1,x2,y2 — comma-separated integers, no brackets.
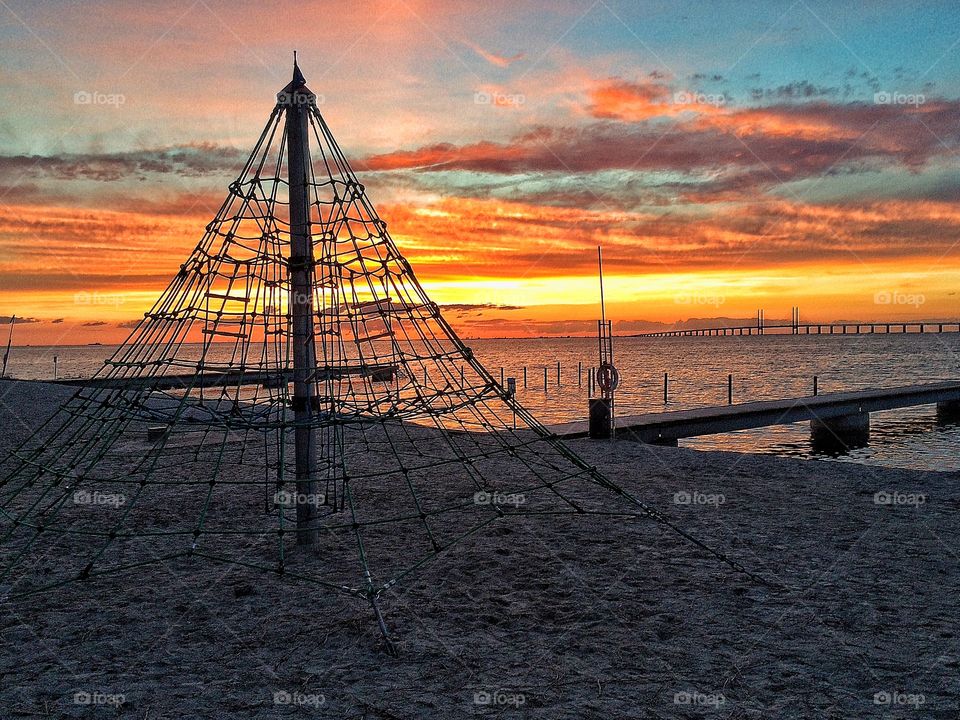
751,81,839,100
458,318,674,336
0,143,246,183
441,303,524,313
359,101,960,193
0,316,39,324
82,321,108,327
460,317,599,336
0,183,74,205
613,319,671,332
0,272,165,292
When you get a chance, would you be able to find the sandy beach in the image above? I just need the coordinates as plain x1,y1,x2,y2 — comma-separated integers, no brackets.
0,378,957,718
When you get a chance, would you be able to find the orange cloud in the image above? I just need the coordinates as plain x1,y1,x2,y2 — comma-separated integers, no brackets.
461,39,525,68
586,78,721,121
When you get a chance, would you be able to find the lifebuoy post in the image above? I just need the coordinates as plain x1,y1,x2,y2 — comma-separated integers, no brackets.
589,246,617,439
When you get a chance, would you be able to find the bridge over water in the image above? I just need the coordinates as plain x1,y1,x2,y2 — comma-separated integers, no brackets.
635,321,960,338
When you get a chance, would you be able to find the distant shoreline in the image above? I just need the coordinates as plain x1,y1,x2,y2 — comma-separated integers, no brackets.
6,330,955,348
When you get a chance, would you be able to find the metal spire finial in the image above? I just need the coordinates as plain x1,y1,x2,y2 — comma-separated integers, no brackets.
291,50,305,88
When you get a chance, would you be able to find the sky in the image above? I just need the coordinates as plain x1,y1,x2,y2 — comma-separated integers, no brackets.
1,0,959,343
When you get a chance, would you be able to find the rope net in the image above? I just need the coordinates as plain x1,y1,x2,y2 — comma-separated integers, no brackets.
0,68,762,637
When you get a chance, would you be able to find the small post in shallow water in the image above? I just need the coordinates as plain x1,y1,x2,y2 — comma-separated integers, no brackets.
727,374,733,405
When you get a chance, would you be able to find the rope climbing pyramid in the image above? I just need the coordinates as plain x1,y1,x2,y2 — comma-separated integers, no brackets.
0,60,762,649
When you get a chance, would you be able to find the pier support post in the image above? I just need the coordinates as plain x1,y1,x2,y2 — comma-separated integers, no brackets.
936,399,960,423
588,397,613,439
810,412,869,452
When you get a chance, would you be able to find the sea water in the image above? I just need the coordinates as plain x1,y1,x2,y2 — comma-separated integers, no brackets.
5,333,959,471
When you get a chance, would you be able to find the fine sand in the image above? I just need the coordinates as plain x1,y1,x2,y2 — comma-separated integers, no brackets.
0,379,957,718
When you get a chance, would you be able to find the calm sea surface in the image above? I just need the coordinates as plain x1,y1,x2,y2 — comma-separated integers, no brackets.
6,334,960,472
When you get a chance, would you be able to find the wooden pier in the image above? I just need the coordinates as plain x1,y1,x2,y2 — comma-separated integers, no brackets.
54,364,399,391
549,381,960,450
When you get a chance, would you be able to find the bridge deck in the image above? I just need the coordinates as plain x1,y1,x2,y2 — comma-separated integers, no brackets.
548,381,960,443
634,321,960,338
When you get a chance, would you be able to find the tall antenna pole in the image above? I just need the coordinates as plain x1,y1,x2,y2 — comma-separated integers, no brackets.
598,245,606,325
283,57,319,545
590,245,616,438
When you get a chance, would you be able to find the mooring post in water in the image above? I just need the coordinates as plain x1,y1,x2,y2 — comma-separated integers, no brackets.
506,377,517,428
578,361,582,386
727,374,733,405
544,366,547,390
523,366,527,388
283,58,319,546
663,372,668,404
557,360,561,385
813,375,818,396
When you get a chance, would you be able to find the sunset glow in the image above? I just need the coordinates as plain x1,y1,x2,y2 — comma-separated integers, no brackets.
1,1,959,343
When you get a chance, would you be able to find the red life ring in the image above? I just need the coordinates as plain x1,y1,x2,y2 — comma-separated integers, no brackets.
597,362,620,391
